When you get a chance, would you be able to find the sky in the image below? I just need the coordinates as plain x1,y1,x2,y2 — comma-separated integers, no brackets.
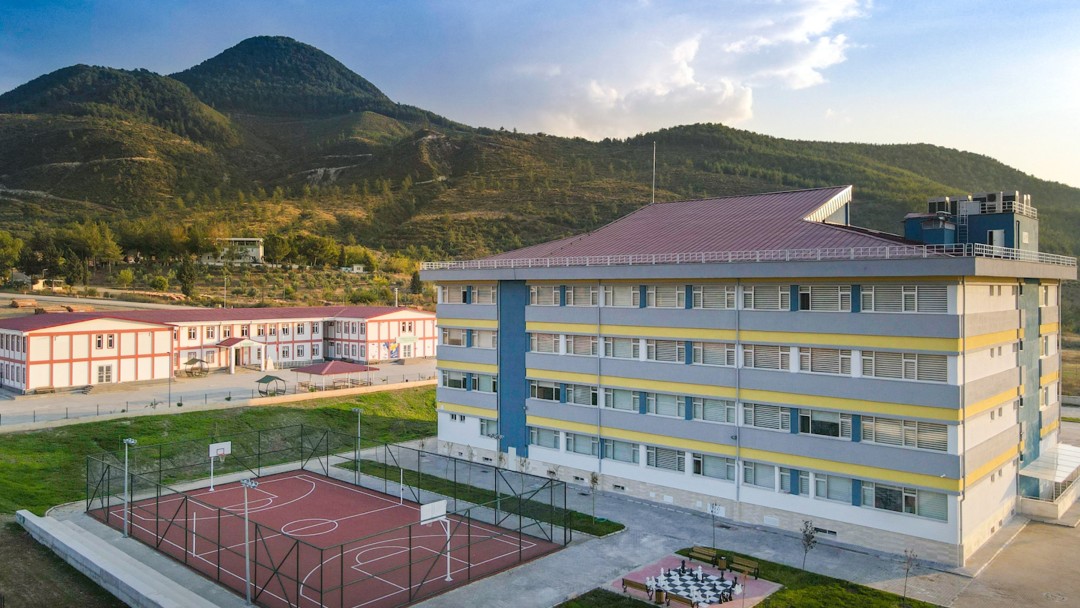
1,0,1078,187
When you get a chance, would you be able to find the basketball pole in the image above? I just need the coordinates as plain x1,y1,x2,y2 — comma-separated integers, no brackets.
351,408,362,486
209,453,216,492
440,519,452,581
122,438,136,538
241,478,259,606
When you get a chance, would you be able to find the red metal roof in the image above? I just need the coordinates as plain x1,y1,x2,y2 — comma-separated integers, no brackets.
0,312,161,332
487,186,906,261
291,361,379,375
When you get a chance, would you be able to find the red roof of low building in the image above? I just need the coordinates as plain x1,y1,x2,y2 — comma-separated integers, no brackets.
486,186,907,261
0,312,157,332
291,361,379,376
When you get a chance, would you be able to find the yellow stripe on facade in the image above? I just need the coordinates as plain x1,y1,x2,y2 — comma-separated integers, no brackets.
1041,419,1060,438
1041,371,1061,385
526,416,958,491
965,387,1022,417
1039,323,1060,335
966,447,1018,487
439,318,498,329
438,361,499,374
438,402,496,418
963,329,1022,351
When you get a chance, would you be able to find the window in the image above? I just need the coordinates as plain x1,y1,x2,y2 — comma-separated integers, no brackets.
257,326,265,337
692,285,736,309
96,365,113,383
861,285,947,313
743,344,790,370
603,439,639,463
359,344,366,358
530,427,559,449
401,321,414,333
530,380,561,401
566,285,598,306
604,388,636,411
312,343,321,358
351,322,358,334
603,285,636,307
106,334,115,349
646,446,685,471
188,327,197,340
798,348,851,375
296,345,306,359
565,334,596,356
645,284,685,308
814,474,852,502
442,328,467,347
351,344,358,357
241,325,250,337
742,461,775,489
799,410,852,439
566,433,599,456
472,374,498,393
603,337,639,359
479,418,497,437
565,384,598,406
862,483,948,521
95,335,104,349
529,285,559,306
204,327,216,339
780,468,810,495
441,371,467,389
530,333,558,353
440,285,468,304
693,454,735,480
269,325,278,336
645,392,683,417
693,398,736,423
798,285,852,311
862,351,947,382
311,323,319,335
646,339,685,363
742,285,790,310
743,403,791,431
474,330,498,349
223,327,232,338
281,325,290,336
281,347,290,359
862,417,948,451
693,342,736,366
473,285,497,305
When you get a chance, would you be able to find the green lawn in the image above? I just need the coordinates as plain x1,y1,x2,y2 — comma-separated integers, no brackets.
558,589,653,608
0,386,437,515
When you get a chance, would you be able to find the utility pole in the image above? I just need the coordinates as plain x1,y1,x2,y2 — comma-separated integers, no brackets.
241,478,259,605
122,438,137,537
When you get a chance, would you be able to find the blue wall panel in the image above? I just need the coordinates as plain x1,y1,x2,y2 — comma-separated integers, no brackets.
497,280,529,456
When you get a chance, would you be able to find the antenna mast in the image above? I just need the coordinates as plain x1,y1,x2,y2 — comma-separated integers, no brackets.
651,141,656,204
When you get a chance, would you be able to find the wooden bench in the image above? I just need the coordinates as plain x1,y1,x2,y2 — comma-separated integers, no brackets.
688,546,722,568
621,578,652,601
667,593,695,607
35,386,56,394
729,555,759,579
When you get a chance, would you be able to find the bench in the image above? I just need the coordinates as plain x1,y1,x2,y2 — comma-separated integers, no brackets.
729,555,759,579
622,578,652,601
35,386,56,394
667,593,695,607
688,546,723,568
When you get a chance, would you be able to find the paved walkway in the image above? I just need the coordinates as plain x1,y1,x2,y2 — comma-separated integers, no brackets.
0,358,436,428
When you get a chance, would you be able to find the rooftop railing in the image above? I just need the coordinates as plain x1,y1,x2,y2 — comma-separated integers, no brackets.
421,242,1076,271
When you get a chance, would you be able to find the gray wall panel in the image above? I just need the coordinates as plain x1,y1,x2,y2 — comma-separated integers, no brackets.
739,368,960,409
436,387,497,411
437,346,497,366
1040,306,1060,325
1040,356,1060,377
741,311,960,338
526,352,600,375
740,428,961,478
966,311,1020,336
526,306,600,325
964,427,1019,477
436,304,497,321
964,368,1021,406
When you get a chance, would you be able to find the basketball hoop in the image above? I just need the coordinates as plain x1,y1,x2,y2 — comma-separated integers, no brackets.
208,441,232,491
420,500,452,581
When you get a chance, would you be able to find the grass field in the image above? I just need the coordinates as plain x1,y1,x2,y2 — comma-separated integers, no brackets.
0,386,436,515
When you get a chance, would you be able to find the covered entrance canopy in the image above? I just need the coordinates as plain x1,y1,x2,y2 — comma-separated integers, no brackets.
292,361,380,391
1020,443,1080,502
217,337,263,373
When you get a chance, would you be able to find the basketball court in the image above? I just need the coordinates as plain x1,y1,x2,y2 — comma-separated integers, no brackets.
87,435,565,608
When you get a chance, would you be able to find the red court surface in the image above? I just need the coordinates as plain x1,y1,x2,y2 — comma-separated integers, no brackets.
92,471,562,608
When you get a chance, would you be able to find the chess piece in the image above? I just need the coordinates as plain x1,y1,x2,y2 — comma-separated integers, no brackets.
680,559,687,575
698,565,703,580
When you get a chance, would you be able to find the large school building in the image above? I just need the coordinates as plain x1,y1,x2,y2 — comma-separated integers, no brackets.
0,306,435,394
421,185,1078,565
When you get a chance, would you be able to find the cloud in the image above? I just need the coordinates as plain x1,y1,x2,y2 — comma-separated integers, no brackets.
494,0,867,139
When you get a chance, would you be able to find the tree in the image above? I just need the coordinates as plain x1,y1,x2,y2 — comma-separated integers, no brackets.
264,233,292,265
0,230,24,281
589,472,601,523
116,268,134,288
176,258,200,298
902,549,918,607
801,520,818,569
149,275,169,292
409,271,423,294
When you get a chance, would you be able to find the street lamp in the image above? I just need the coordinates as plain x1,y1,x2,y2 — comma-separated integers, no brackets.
122,438,137,538
351,408,363,484
241,478,259,605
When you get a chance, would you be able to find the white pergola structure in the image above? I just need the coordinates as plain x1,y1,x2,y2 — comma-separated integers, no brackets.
291,360,380,391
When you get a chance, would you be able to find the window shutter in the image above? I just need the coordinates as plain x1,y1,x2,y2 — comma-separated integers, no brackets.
871,351,904,378
917,286,947,312
873,285,903,312
917,422,948,451
652,340,679,362
916,354,948,382
875,418,904,445
653,285,680,308
917,491,948,521
810,286,840,311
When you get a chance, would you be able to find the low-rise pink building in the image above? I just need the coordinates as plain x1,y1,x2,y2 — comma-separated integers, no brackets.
0,306,435,394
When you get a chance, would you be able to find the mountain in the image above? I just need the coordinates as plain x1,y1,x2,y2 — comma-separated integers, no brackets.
1,35,1079,263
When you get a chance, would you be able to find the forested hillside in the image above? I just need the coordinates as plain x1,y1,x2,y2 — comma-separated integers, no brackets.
1,35,1078,263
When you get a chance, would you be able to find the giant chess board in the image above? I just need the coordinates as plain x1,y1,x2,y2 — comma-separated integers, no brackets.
654,568,734,605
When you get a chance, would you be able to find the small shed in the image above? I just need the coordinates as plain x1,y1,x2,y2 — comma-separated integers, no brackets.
292,361,380,391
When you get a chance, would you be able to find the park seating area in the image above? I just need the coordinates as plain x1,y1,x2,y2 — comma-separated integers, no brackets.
614,551,779,607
